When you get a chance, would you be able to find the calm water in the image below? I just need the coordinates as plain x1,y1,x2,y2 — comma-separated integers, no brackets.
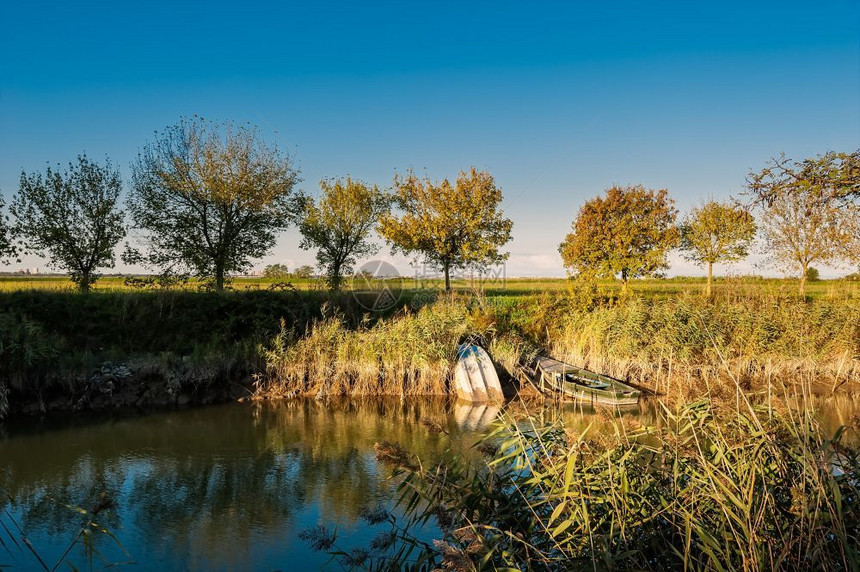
1,396,858,570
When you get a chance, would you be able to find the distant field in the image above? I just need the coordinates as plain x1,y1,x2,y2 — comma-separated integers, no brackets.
0,273,856,299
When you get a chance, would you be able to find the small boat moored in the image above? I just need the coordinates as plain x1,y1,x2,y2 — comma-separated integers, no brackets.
526,356,640,406
453,344,504,403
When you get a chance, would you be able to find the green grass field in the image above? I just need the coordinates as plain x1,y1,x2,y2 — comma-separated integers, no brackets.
0,273,856,299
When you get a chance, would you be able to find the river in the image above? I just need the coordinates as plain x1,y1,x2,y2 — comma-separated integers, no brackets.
1,395,858,570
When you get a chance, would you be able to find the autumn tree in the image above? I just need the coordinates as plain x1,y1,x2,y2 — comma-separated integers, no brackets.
747,152,859,294
127,116,301,291
679,200,756,296
379,167,513,291
11,155,125,291
298,177,389,290
559,185,679,291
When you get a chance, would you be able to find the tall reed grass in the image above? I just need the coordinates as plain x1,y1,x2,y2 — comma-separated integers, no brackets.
260,302,473,398
260,287,859,402
311,399,860,570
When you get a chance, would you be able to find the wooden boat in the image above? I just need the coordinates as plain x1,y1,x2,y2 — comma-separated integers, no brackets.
527,356,640,406
453,344,504,403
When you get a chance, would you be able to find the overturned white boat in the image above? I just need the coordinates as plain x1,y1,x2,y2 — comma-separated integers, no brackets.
453,344,504,403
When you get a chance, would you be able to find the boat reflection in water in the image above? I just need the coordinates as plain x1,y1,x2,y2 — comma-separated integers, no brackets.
453,402,501,431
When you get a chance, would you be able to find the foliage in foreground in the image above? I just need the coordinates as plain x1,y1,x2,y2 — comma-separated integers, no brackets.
308,400,860,571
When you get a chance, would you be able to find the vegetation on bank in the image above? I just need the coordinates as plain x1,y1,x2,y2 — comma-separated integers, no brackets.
309,399,859,570
1,277,857,417
260,284,859,402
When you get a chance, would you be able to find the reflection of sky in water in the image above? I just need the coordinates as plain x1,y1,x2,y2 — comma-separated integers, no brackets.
1,395,857,569
0,400,467,569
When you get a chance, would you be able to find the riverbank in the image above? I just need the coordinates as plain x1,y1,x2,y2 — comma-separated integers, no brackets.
259,288,860,402
2,284,858,417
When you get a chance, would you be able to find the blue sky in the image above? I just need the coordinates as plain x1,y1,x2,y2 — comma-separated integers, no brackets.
1,1,858,277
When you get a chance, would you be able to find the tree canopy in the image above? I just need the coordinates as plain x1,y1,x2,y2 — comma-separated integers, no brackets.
559,185,679,289
127,116,301,291
0,196,16,263
747,150,859,206
378,168,513,291
11,155,125,291
263,263,290,279
747,152,859,293
299,178,389,290
679,200,756,296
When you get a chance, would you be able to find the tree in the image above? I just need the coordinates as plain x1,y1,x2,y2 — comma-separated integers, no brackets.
127,116,301,291
293,265,314,279
263,263,290,279
678,200,756,296
379,167,513,291
559,185,679,291
747,153,859,294
0,196,16,263
298,177,389,290
11,155,125,291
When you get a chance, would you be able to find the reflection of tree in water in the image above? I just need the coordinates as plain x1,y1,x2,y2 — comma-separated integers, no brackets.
4,396,853,567
0,398,464,567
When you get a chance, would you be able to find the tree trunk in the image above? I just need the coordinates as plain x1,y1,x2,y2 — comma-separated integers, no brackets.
621,268,628,294
215,265,225,292
799,261,808,296
706,261,713,298
443,261,451,292
80,271,91,293
330,261,342,291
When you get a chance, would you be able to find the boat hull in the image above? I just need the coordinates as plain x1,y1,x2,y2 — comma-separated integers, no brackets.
533,357,640,406
454,344,504,403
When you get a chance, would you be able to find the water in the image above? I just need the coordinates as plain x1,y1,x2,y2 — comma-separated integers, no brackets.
0,399,491,570
1,395,857,570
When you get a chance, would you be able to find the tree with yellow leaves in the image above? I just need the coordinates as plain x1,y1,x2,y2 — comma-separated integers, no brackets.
299,177,389,290
679,200,756,297
559,185,679,291
379,168,513,291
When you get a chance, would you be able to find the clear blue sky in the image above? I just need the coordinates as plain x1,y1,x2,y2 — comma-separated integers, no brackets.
2,1,858,277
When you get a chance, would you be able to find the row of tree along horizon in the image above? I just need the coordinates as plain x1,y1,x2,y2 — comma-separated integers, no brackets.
0,116,856,294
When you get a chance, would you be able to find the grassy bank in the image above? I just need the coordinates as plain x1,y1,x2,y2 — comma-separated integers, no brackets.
1,279,857,416
259,286,859,402
0,289,408,416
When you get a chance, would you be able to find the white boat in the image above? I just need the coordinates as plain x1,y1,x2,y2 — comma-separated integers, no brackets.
453,344,504,403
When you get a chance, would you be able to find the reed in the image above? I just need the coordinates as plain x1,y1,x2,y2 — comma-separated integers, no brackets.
313,398,860,570
259,301,473,398
259,287,858,401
